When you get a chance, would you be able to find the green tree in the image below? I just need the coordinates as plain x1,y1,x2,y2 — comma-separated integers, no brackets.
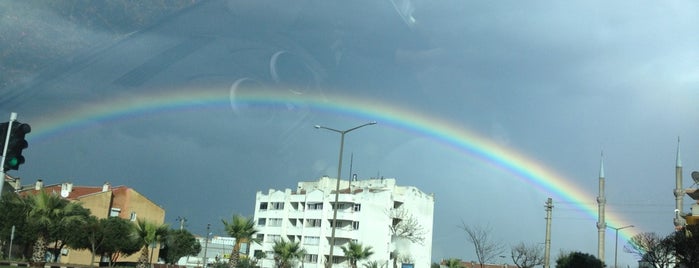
222,215,260,268
272,239,305,268
26,190,87,266
667,224,699,267
442,258,462,268
160,229,202,264
341,241,374,268
48,203,91,262
133,218,169,268
0,193,34,259
99,217,141,267
365,260,387,268
65,215,102,266
624,232,674,268
555,251,604,268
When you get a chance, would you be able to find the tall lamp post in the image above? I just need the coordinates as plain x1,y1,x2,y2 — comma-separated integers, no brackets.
608,224,634,268
203,223,211,268
314,121,377,267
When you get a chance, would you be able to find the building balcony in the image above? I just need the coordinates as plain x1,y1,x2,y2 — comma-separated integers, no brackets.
332,227,357,239
334,210,358,221
304,209,324,219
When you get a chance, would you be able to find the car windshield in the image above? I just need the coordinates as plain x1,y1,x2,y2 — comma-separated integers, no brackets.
1,1,698,267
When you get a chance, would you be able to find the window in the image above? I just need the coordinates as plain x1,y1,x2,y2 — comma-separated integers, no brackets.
303,236,319,245
306,219,322,227
258,218,266,226
266,234,281,243
271,202,284,210
129,211,137,221
306,202,323,210
109,208,121,217
352,221,359,230
269,218,283,227
304,254,318,263
256,234,264,241
353,203,361,212
259,202,268,210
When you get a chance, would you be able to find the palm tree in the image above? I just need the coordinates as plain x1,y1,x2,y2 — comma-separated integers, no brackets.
341,241,374,268
133,218,169,268
363,261,386,268
222,214,260,268
272,239,306,268
26,190,87,266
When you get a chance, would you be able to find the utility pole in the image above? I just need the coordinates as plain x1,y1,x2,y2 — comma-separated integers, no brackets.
177,216,187,230
544,197,553,268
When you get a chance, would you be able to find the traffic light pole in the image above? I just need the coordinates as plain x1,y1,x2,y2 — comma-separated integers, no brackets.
0,112,18,197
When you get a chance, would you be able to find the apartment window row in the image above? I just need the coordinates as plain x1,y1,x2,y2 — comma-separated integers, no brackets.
258,201,362,212
307,202,323,210
257,218,284,227
304,254,318,263
332,203,362,212
303,236,320,245
306,219,322,227
266,234,281,243
258,202,285,210
329,220,360,230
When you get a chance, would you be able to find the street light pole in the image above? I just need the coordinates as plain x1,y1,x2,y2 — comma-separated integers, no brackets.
608,224,634,268
203,223,211,268
315,121,377,268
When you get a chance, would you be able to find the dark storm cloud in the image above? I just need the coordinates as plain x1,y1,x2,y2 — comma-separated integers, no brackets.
2,1,699,266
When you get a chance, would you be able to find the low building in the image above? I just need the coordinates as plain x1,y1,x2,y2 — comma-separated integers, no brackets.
177,236,237,267
250,176,434,268
17,179,166,266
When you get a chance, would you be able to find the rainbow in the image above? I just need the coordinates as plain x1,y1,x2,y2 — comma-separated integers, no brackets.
26,86,635,240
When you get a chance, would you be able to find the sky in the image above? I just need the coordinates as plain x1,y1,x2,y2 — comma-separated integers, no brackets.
1,0,699,266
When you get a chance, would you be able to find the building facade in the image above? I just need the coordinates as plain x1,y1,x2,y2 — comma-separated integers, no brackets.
177,236,236,267
17,180,166,266
250,176,434,268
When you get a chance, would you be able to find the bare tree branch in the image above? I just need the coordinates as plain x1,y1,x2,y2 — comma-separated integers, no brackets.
510,242,544,268
387,208,426,244
459,221,504,267
624,232,674,268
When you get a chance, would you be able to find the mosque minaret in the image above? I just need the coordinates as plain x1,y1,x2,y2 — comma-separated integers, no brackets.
596,152,606,261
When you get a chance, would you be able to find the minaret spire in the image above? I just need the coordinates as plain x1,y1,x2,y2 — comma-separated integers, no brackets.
596,151,607,262
674,137,685,229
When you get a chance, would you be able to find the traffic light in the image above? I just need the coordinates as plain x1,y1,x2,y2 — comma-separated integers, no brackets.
1,121,31,171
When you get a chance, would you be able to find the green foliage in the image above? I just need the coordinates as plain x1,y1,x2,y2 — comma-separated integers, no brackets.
68,216,141,267
272,239,306,268
222,215,259,268
442,258,462,268
341,241,374,268
667,224,699,267
26,190,89,263
555,251,604,268
0,193,35,258
133,219,169,268
364,261,387,268
160,229,202,264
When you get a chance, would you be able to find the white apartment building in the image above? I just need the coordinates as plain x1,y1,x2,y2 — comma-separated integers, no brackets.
250,176,434,268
